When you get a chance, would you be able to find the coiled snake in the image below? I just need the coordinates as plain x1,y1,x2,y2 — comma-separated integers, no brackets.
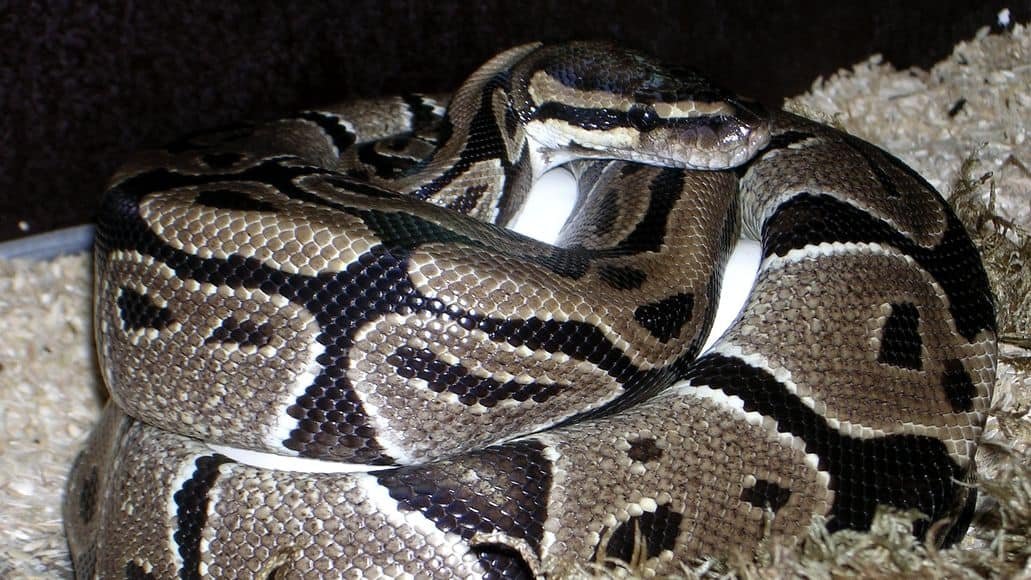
65,42,997,578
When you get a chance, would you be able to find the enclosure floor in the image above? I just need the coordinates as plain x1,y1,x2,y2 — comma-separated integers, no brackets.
0,23,1027,579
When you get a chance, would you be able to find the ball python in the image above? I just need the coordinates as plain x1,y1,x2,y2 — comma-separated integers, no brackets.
64,42,997,578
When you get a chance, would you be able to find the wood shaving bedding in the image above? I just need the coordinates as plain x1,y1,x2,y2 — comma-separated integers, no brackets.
0,256,98,578
0,22,1027,579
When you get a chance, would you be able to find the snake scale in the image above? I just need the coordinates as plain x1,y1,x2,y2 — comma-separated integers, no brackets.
64,42,997,578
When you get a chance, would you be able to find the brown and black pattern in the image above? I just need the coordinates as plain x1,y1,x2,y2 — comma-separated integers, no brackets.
66,42,995,579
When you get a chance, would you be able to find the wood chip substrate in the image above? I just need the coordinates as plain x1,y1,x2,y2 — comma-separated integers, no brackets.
1,22,1027,579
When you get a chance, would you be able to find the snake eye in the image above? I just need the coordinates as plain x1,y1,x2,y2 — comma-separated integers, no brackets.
627,105,660,132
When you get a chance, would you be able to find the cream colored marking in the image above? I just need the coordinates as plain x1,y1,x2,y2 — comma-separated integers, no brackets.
527,116,744,169
531,120,643,156
710,343,798,391
266,335,331,454
470,532,545,577
528,71,636,112
533,436,565,560
529,71,734,119
349,311,627,462
197,464,226,575
207,444,388,473
524,125,582,170
343,314,421,464
424,97,448,118
709,342,904,441
140,187,377,276
651,100,736,119
166,453,205,572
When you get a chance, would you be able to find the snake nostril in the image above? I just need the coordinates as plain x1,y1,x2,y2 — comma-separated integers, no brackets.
727,96,769,132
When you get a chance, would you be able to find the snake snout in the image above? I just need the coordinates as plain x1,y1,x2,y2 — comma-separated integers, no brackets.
635,84,770,170
654,103,769,170
726,96,769,133
711,97,770,167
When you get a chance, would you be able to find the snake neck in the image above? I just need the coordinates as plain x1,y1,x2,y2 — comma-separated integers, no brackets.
393,43,546,227
391,41,770,229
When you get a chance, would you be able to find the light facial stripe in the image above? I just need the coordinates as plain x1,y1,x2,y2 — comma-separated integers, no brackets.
528,71,736,120
528,71,636,112
651,100,736,119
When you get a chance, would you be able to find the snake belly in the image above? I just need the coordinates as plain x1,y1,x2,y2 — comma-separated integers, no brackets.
64,42,997,578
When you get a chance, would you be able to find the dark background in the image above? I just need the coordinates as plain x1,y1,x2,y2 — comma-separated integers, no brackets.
2,1,1026,242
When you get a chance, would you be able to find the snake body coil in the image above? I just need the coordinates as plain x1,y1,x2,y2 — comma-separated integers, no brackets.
65,42,996,578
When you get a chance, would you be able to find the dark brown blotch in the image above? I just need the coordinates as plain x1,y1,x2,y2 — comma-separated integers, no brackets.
205,317,274,348
447,184,489,214
77,465,98,524
200,151,244,169
377,440,552,552
941,358,977,412
633,292,694,342
877,301,923,370
626,436,663,462
740,479,792,513
601,503,683,564
125,561,157,580
116,287,173,331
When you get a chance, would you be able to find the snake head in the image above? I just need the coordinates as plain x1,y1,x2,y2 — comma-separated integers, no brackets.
515,42,770,170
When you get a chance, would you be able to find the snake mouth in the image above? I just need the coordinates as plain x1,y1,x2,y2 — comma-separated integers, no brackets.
636,109,770,170
726,96,769,133
695,96,771,169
